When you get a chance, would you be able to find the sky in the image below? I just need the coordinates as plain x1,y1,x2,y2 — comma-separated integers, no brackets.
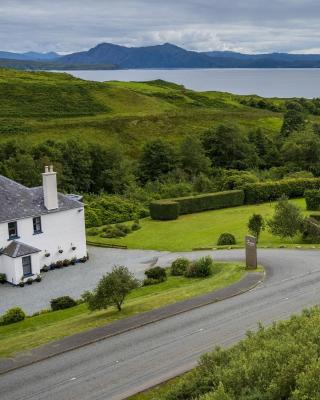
0,0,320,54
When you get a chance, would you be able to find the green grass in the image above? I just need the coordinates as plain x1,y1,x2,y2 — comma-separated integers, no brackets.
127,375,183,400
87,198,318,251
0,262,247,358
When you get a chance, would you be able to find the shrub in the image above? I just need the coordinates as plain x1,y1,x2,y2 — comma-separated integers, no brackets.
244,178,320,204
309,214,320,222
86,227,100,236
18,281,24,287
131,222,141,231
0,307,25,325
217,233,236,246
150,200,180,220
0,273,7,284
85,208,102,228
145,266,167,281
171,258,190,276
143,278,162,286
50,296,77,311
247,214,265,242
185,256,213,278
305,190,320,211
302,217,320,243
115,223,131,234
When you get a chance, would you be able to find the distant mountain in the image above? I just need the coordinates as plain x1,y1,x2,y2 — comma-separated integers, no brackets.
2,43,320,70
0,51,60,61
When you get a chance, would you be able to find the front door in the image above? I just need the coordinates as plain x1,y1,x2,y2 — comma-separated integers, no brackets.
22,256,32,276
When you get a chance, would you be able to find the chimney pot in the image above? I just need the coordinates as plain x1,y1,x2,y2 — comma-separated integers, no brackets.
45,166,49,173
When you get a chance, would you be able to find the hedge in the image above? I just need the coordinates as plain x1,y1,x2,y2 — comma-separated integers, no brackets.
305,189,320,211
150,200,180,220
244,178,320,204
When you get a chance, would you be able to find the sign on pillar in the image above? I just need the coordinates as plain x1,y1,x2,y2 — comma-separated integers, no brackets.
245,235,257,269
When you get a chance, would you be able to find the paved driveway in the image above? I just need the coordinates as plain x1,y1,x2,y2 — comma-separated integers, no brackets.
0,246,169,315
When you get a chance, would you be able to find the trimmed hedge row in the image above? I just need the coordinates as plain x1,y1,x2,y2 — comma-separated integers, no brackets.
244,178,320,204
150,190,244,220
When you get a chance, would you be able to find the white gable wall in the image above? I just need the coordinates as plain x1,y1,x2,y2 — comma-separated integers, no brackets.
0,207,87,283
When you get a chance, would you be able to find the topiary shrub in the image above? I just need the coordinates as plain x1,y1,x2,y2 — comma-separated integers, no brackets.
145,266,167,282
185,256,213,278
171,258,190,276
305,190,320,211
0,307,25,325
217,233,236,246
150,200,180,221
0,273,7,284
50,296,77,311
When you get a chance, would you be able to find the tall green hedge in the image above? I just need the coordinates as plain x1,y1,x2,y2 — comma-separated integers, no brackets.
244,178,320,204
305,189,320,211
150,200,180,220
150,190,244,220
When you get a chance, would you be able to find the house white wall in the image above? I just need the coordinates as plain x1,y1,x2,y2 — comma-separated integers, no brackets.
1,253,40,285
0,207,87,283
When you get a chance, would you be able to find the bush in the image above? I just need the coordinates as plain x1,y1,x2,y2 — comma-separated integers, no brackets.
217,233,236,246
115,223,131,234
247,214,265,242
50,296,77,311
171,258,190,276
150,200,180,220
0,307,25,325
0,273,7,284
86,227,100,236
244,178,320,204
150,190,244,220
302,217,320,243
131,222,141,231
145,266,167,281
185,256,213,278
143,278,162,286
305,190,320,211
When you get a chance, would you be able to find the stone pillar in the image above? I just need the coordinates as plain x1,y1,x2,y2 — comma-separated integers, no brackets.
245,235,257,269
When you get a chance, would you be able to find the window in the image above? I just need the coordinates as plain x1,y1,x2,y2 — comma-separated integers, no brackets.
33,217,42,234
22,256,32,277
8,221,18,239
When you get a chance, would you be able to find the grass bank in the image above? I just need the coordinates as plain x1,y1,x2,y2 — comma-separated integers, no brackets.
0,262,247,358
87,198,318,252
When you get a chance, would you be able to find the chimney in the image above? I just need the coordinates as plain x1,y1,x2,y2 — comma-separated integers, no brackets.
42,165,58,210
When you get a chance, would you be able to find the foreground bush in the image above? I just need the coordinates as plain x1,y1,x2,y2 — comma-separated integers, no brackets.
171,258,190,276
162,307,320,400
145,266,167,282
50,296,77,311
217,233,236,246
0,307,25,325
305,189,320,211
185,256,213,278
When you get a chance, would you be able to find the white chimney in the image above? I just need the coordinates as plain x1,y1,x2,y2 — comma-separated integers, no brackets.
42,165,58,210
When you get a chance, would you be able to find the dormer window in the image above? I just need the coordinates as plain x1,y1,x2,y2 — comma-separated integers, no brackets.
8,221,18,240
33,217,42,234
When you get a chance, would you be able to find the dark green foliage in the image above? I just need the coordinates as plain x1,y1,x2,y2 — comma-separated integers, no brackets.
185,256,213,278
143,277,163,286
83,266,140,311
217,233,236,246
162,307,320,400
309,214,320,222
131,221,141,231
0,307,25,325
301,217,320,243
247,214,265,242
171,258,190,276
305,189,320,211
145,266,167,282
0,273,6,284
179,136,211,177
50,296,77,311
150,200,180,221
267,195,303,238
244,178,320,204
281,101,306,137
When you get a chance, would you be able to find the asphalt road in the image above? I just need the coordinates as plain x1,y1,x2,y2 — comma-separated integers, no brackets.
2,249,320,400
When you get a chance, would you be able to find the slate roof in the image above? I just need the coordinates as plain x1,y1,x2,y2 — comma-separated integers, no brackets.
2,241,41,258
0,175,83,223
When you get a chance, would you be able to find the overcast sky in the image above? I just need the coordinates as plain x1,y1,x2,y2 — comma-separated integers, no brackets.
1,0,320,54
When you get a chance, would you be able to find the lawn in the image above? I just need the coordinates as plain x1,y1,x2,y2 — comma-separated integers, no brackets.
87,198,317,252
0,262,247,358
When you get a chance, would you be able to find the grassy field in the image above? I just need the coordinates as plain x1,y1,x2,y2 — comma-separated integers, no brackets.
87,198,318,251
0,262,247,358
0,68,286,156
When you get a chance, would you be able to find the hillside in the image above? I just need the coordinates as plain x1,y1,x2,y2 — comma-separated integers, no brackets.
0,68,284,155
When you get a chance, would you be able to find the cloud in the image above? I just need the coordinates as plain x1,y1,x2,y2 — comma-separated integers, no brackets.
0,0,319,53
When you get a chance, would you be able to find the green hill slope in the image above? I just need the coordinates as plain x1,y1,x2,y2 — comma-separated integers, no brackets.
0,68,283,155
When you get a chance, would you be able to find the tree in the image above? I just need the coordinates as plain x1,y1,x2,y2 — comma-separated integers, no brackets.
248,214,265,243
280,101,306,137
267,196,303,238
83,266,139,311
179,135,211,176
138,139,177,183
202,124,257,170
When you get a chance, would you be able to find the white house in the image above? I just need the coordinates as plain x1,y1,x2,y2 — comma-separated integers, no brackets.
0,166,87,285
